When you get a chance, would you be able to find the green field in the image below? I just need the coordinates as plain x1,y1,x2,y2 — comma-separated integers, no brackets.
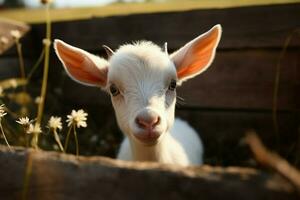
0,0,299,23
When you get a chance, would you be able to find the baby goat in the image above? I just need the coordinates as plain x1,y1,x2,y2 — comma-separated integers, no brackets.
54,24,222,166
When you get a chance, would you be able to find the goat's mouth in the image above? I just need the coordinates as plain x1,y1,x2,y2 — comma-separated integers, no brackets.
133,130,161,145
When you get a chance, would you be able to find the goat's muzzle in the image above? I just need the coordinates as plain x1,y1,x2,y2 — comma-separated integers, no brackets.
134,109,161,144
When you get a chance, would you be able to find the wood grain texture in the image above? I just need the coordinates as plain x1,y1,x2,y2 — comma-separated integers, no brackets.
56,50,300,110
175,109,299,165
0,0,298,24
41,3,300,51
2,2,299,57
0,57,34,79
0,146,297,200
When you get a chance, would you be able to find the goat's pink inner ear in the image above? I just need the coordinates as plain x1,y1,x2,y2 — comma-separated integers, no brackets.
56,42,84,68
174,25,221,80
55,41,107,86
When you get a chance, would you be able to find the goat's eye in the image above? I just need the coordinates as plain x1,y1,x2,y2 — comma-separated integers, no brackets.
109,84,120,96
168,80,177,91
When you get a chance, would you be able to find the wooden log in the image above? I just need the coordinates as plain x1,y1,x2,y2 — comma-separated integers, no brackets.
0,18,30,55
0,146,297,200
245,132,300,194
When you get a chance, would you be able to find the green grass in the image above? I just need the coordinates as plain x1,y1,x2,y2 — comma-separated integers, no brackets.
0,0,299,24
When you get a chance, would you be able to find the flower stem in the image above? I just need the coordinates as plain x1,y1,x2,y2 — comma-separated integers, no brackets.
25,132,29,148
34,3,51,149
36,3,51,126
0,120,12,150
73,124,79,156
15,39,27,97
31,125,39,150
53,130,64,152
64,125,72,152
27,48,45,81
16,40,26,80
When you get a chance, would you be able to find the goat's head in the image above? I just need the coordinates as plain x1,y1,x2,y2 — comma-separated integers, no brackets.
54,25,222,146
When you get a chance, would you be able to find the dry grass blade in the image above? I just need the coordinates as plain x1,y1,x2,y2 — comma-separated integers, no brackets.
245,131,300,194
272,29,300,146
0,18,30,55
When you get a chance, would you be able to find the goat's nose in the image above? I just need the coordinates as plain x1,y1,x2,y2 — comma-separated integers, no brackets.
135,111,160,130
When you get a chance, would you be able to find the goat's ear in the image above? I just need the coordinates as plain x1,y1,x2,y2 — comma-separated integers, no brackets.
54,39,108,87
171,24,222,83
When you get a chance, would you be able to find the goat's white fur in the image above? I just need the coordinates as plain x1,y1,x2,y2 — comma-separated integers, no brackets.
118,118,203,165
54,24,222,166
108,42,202,165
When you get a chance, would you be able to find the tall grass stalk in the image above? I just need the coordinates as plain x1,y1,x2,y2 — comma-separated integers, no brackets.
27,48,45,81
33,3,52,149
0,120,11,150
15,36,28,116
16,41,26,80
64,125,72,152
73,124,79,156
31,131,39,149
53,129,64,152
272,29,300,147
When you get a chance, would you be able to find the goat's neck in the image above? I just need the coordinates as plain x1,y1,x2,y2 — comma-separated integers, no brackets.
129,132,176,163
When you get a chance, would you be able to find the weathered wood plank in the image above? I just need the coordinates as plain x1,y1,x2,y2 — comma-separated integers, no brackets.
0,146,297,200
0,57,34,79
178,50,300,110
66,104,298,166
175,109,299,166
55,50,300,110
0,0,298,24
2,3,300,57
37,3,300,51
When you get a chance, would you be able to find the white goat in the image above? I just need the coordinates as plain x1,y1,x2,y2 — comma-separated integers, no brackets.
54,24,222,166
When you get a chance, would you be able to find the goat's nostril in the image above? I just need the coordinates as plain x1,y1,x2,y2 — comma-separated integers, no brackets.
135,117,146,129
153,116,160,127
135,115,160,130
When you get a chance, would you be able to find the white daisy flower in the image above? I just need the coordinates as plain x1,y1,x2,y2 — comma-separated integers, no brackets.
16,117,30,125
48,116,62,131
0,104,7,118
16,116,35,130
27,124,42,135
66,109,88,128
